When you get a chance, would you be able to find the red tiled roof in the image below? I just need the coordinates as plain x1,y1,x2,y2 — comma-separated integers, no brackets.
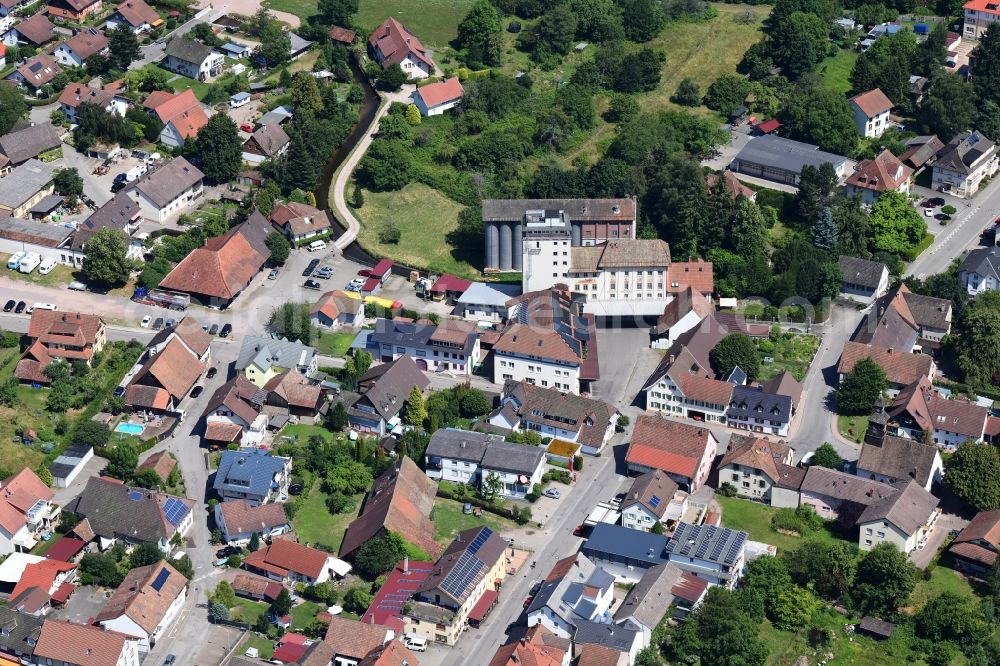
15,53,62,88
838,342,933,386
45,536,86,562
136,337,205,401
361,559,433,626
204,420,243,442
368,17,434,70
964,0,1000,15
328,25,357,43
124,384,171,410
137,451,176,481
950,541,997,567
247,539,330,580
667,259,713,295
61,29,108,60
58,82,119,110
430,273,472,294
323,615,390,659
627,415,714,478
114,0,162,28
218,499,288,536
851,88,894,117
10,559,75,601
159,226,267,300
846,150,912,193
144,88,207,140
0,468,53,533
416,77,463,109
494,323,579,364
671,571,709,604
754,118,781,134
34,620,134,666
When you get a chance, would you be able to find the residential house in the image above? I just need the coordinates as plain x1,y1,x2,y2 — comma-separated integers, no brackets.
14,310,106,385
243,538,341,584
949,509,1000,576
136,451,176,485
488,625,571,666
142,89,208,148
157,210,271,307
857,480,939,552
105,0,162,34
162,36,224,80
241,123,290,165
214,499,290,545
347,356,430,436
361,558,435,632
0,159,53,217
844,150,912,204
854,283,952,353
6,13,54,47
706,169,757,201
493,289,598,394
68,476,194,552
262,370,324,418
0,607,43,662
6,52,62,92
526,554,615,639
0,468,58,555
0,0,31,18
574,621,642,666
726,385,794,437
729,134,849,186
798,466,897,527
649,286,714,349
212,450,291,505
761,370,803,414
580,524,670,583
405,526,507,645
642,342,735,425
321,616,392,666
963,0,1000,38
959,245,1000,295
200,375,267,448
424,429,546,499
370,318,481,377
340,456,439,559
94,562,187,652
58,81,128,124
625,415,718,491
839,256,890,303
455,282,522,323
33,619,141,666
123,316,211,415
231,572,282,603
311,290,363,329
413,77,463,116
68,191,144,265
932,130,999,197
52,28,109,67
489,379,618,455
850,89,894,138
47,0,102,22
856,433,943,492
619,470,685,532
900,134,944,170
269,201,332,243
664,522,748,588
613,563,689,647
0,123,61,168
368,17,434,79
717,436,804,507
128,156,204,222
838,342,934,395
7,557,75,616
883,376,989,448
235,335,318,387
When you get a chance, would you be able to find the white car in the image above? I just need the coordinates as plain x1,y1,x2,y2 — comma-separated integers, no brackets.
543,488,561,499
26,303,57,314
140,315,152,328
924,208,935,217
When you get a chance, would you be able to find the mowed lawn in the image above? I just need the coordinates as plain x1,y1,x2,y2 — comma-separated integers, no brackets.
357,0,476,47
716,496,842,554
264,0,318,21
641,4,769,114
819,48,858,95
353,182,479,279
293,479,363,553
431,499,518,546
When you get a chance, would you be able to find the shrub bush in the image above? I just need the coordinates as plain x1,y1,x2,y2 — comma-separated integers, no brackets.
718,482,738,497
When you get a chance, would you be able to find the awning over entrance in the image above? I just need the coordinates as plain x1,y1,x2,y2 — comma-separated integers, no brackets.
468,589,499,625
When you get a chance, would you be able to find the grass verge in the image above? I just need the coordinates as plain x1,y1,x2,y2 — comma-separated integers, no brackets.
818,48,858,95
315,331,355,357
837,414,868,444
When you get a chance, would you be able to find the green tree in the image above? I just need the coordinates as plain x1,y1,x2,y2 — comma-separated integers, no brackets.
0,84,26,135
133,468,164,490
270,588,293,617
248,532,260,552
785,539,857,600
79,552,124,587
318,0,357,26
325,458,372,495
326,492,357,514
796,162,838,222
672,77,702,106
769,12,829,79
971,22,1000,107
211,580,237,609
919,70,977,139
837,357,888,415
620,0,666,42
916,592,989,647
256,19,291,67
849,32,917,107
482,471,503,499
680,587,769,666
739,555,792,617
344,585,373,613
944,441,1000,511
710,334,760,381
457,0,504,66
524,3,578,60
195,114,242,183
326,401,349,431
810,443,843,470
74,420,112,448
53,168,84,205
811,206,838,250
129,541,164,568
105,442,138,481
378,64,407,91
853,543,917,616
956,292,1000,387
459,390,491,417
108,23,141,71
208,601,229,623
869,190,927,255
83,228,132,288
359,138,412,190
404,385,427,427
264,231,291,266
771,586,818,630
780,77,859,156
291,72,323,118
355,532,406,579
0,377,17,407
405,104,421,125
703,74,751,113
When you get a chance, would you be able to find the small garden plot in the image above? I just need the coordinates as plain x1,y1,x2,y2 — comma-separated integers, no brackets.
756,331,820,382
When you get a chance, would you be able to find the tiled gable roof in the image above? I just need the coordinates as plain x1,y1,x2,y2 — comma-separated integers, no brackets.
846,150,912,193
244,539,330,580
851,88,894,117
34,620,133,666
114,0,161,27
94,561,186,634
838,341,932,386
217,499,288,536
857,435,940,487
368,17,434,70
158,221,268,300
60,29,108,60
323,615,389,659
626,415,713,478
503,380,616,450
13,13,53,45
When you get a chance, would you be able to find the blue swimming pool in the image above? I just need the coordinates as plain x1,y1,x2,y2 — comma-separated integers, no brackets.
115,422,145,436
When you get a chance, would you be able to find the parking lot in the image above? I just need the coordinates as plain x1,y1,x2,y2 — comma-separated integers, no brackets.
54,584,110,625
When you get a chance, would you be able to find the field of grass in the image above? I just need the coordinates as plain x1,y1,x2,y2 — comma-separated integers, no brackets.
716,496,843,554
757,333,821,382
837,414,868,444
231,598,268,625
292,478,362,553
0,348,51,474
353,182,477,279
431,498,517,545
907,566,976,612
280,423,335,444
263,0,317,22
356,0,477,47
819,48,858,95
290,600,324,628
238,634,275,660
315,331,355,357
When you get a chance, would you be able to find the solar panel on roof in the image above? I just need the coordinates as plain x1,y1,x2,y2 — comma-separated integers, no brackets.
649,495,661,508
129,490,143,501
467,527,493,555
151,568,169,592
163,498,188,527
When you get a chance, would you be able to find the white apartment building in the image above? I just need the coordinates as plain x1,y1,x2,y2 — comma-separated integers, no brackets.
850,89,893,138
932,131,999,198
424,429,545,499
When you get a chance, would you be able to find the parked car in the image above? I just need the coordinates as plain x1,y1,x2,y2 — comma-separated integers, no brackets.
2,299,14,312
140,315,151,328
543,488,561,499
463,502,473,515
523,595,534,609
240,123,253,133
164,656,176,666
207,367,218,379
14,301,26,313
929,197,946,206
190,386,204,398
215,546,240,558
358,268,372,277
68,281,88,291
165,318,175,328
152,317,164,330
304,279,322,290
268,268,280,280
302,259,319,277
924,207,935,217
209,323,219,335
220,323,233,337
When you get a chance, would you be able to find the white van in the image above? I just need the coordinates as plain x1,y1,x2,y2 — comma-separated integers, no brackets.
38,257,57,275
308,239,327,252
27,303,57,314
402,634,427,652
18,252,40,274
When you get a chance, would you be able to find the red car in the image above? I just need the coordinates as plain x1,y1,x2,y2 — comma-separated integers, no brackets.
523,595,533,609
358,268,372,277
240,123,254,133
573,525,585,536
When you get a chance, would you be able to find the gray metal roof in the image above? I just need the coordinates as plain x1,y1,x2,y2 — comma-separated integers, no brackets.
457,282,522,307
235,335,317,372
0,159,54,208
732,135,848,174
213,450,289,498
573,619,640,653
581,523,669,566
426,428,494,462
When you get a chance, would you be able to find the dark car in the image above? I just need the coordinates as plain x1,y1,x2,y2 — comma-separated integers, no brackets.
220,323,232,337
113,386,126,398
152,317,164,330
110,180,127,193
358,268,372,277
165,318,175,328
289,481,304,495
936,213,952,221
302,259,320,277
14,301,26,314
164,656,176,666
929,197,946,206
190,386,204,399
2,299,15,312
523,595,533,609
304,279,322,290
207,367,218,379
216,546,240,558
209,323,219,335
